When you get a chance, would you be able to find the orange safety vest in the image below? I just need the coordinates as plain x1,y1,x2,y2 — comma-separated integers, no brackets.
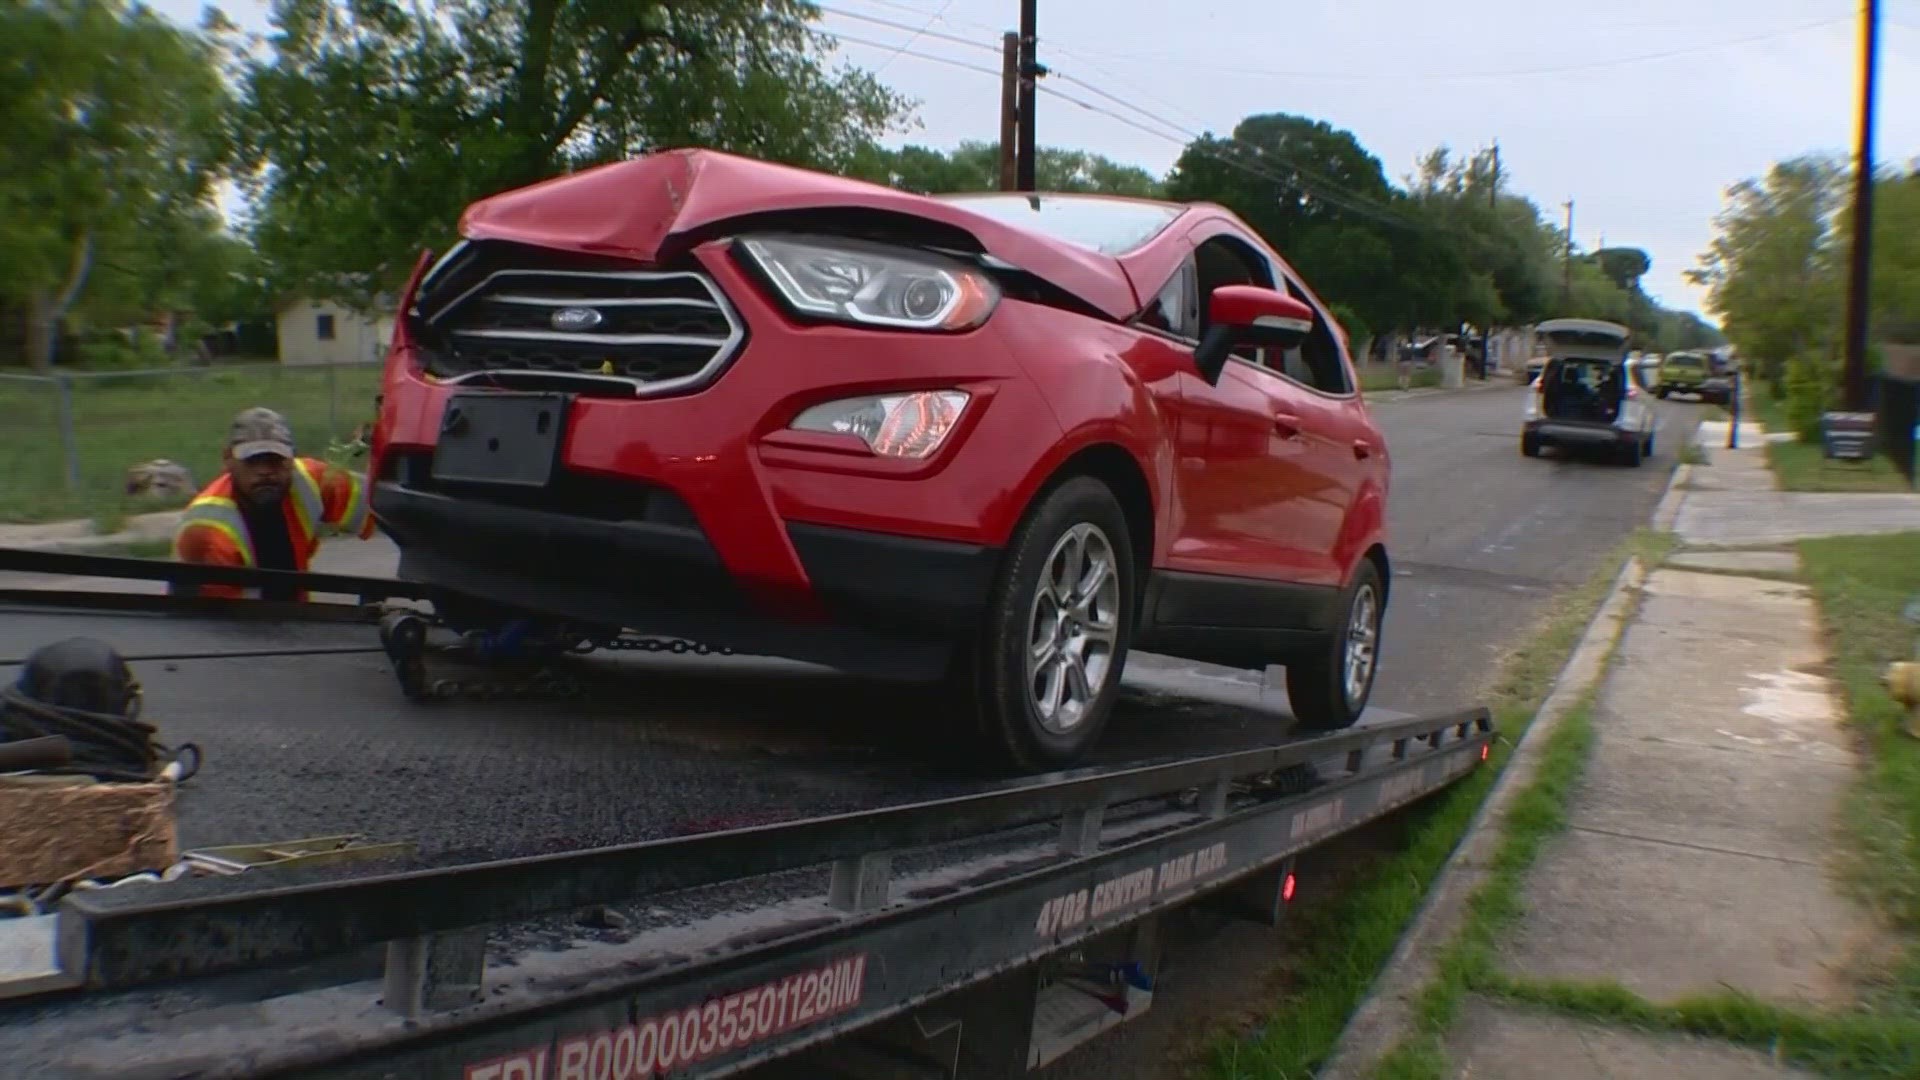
171,457,374,599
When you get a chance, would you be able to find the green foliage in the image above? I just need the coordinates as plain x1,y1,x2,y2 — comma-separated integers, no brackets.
227,0,914,310
1594,247,1652,290
1784,355,1835,442
0,0,235,368
1690,156,1851,380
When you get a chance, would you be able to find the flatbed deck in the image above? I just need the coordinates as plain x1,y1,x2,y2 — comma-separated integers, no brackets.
0,561,1492,1079
0,601,1420,869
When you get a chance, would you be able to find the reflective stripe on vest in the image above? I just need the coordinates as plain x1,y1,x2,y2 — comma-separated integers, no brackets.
175,495,255,566
290,459,326,543
336,467,369,537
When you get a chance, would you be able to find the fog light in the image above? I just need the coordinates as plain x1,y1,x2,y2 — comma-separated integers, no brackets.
790,390,970,459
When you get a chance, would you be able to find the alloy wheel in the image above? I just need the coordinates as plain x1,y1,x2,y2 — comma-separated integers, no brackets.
1025,522,1123,735
1344,583,1380,707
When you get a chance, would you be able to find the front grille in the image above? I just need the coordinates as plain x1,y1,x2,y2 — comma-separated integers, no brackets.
413,242,744,395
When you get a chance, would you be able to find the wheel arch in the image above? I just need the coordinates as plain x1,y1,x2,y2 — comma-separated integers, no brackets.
1363,542,1390,607
1024,442,1156,616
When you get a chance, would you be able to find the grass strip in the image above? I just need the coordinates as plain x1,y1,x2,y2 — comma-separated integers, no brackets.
1799,533,1920,935
1475,976,1920,1078
1198,528,1668,1079
1363,692,1601,1080
1741,384,1912,493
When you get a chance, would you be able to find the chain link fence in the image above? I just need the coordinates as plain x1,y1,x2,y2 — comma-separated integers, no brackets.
0,360,383,526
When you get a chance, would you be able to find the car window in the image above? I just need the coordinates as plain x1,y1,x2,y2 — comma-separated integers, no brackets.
1136,259,1198,339
1278,279,1353,395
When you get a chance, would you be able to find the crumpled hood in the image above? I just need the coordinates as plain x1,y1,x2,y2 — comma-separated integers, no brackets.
458,148,1143,320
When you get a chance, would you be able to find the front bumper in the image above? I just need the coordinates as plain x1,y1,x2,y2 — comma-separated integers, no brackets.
373,475,999,676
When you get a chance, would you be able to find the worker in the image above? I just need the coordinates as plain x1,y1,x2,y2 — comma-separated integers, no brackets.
171,407,375,601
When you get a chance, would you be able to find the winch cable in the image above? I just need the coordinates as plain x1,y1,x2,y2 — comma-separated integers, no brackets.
0,683,202,783
0,638,203,786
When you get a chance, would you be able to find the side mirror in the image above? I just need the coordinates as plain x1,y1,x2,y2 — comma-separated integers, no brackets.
1192,285,1316,385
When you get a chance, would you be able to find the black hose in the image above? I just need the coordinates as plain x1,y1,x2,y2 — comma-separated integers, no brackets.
0,684,201,784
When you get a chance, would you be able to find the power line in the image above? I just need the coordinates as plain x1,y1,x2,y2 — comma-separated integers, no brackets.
862,0,961,77
823,23,1588,254
825,26,1469,239
812,4,1003,57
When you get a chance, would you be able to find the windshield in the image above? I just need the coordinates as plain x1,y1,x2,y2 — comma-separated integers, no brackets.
1667,354,1705,368
936,194,1183,255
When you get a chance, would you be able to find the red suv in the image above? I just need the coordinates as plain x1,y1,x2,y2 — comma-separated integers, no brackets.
370,149,1392,770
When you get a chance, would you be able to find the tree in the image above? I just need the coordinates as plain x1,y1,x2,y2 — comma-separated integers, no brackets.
1165,113,1408,336
1688,156,1846,384
0,0,231,369
1594,247,1652,292
230,0,912,311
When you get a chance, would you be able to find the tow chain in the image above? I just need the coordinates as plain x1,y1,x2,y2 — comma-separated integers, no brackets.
376,606,740,703
600,638,737,656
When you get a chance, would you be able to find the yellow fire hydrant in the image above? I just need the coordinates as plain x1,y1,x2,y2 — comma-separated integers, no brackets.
1892,658,1920,737
1890,597,1920,738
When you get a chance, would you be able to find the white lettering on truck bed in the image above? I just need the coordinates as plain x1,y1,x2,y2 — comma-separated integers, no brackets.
1034,841,1229,940
463,953,866,1080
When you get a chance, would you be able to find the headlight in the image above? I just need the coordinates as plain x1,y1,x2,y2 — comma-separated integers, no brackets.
737,235,999,332
790,390,970,459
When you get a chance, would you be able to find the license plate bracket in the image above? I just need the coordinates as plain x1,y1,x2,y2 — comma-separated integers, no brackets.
430,392,571,488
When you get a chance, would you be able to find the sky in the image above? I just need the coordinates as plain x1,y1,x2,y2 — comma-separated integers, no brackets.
150,0,1920,321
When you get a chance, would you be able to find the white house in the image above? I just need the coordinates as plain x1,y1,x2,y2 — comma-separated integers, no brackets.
275,297,394,366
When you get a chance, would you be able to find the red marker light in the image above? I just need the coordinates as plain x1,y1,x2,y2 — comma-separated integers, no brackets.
1282,872,1297,903
1480,744,1491,762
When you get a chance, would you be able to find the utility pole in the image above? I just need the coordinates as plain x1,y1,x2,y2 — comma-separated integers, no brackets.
1015,0,1038,191
998,31,1019,191
1488,140,1499,209
1842,0,1881,412
1562,199,1575,308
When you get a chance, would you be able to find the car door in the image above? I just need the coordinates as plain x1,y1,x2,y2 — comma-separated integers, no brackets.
1126,236,1308,588
1237,273,1375,589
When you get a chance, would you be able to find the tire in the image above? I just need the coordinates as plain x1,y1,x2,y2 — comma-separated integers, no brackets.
955,475,1135,772
1286,559,1385,733
1657,388,1670,400
1521,433,1541,458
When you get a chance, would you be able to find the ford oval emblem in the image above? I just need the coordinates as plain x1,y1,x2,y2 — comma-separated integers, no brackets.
550,306,605,332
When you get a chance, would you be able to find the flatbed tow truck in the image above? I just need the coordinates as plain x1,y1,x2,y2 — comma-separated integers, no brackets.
0,550,1493,1080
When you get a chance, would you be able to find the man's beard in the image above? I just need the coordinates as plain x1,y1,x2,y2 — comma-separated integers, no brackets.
243,483,285,507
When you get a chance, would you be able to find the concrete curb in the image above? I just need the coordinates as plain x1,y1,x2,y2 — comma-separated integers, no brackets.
1316,458,1685,1079
1651,463,1692,532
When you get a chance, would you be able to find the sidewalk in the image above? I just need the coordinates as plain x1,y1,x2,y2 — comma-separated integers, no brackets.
1327,423,1911,1077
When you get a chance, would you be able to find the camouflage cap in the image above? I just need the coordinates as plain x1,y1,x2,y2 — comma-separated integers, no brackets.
228,406,294,461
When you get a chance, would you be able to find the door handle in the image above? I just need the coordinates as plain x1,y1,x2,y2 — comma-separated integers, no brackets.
1353,439,1374,460
1272,412,1301,438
